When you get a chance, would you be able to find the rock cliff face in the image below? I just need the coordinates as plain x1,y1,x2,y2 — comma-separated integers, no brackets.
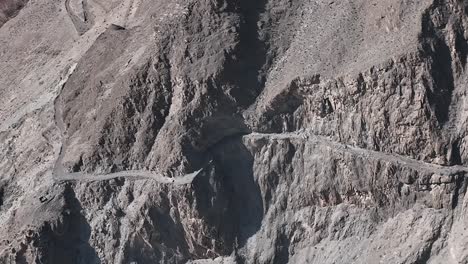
1,0,468,263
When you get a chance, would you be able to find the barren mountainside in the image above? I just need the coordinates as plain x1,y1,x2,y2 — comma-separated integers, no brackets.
1,0,468,263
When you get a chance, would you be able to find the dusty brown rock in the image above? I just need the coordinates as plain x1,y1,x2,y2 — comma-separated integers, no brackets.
1,0,468,263
0,0,28,28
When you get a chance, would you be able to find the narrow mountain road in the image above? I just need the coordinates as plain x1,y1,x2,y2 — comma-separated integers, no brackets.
52,70,206,185
54,167,203,184
54,129,468,183
247,130,468,176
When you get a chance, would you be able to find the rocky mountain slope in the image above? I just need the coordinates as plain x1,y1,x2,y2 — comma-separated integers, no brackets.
1,0,468,263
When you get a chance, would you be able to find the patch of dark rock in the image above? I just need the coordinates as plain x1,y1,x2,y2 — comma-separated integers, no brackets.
71,155,84,173
319,97,334,117
193,136,263,254
454,29,468,68
450,139,462,165
34,184,100,264
451,174,467,209
0,187,3,207
110,23,126,30
420,3,455,124
273,232,291,264
221,0,269,107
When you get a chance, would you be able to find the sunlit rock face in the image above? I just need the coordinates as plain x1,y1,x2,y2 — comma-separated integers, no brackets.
1,0,468,263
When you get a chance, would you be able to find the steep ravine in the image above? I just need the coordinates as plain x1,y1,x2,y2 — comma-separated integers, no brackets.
1,0,468,263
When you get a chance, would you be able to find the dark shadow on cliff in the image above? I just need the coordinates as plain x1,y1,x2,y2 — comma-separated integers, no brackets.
36,184,100,264
420,2,454,124
220,0,269,107
192,136,263,255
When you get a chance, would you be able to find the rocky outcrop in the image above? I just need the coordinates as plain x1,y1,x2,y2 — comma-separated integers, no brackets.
1,0,468,263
